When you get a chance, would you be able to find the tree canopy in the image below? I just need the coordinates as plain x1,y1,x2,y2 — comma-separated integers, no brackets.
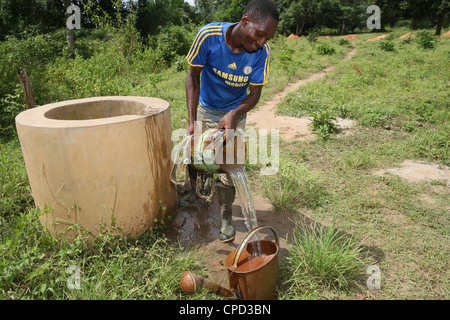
0,0,448,40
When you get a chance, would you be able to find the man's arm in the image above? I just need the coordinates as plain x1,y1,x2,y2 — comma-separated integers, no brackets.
214,84,262,132
185,66,202,135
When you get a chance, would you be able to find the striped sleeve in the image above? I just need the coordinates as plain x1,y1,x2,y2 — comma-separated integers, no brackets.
186,25,223,67
249,43,271,86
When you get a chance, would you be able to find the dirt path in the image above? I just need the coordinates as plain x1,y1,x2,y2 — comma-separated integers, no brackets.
247,47,358,141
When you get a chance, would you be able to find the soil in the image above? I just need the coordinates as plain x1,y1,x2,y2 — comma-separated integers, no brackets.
373,160,450,186
366,35,387,42
441,30,450,38
247,47,358,141
400,32,415,38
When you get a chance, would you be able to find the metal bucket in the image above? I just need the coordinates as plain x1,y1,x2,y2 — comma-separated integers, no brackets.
225,226,279,300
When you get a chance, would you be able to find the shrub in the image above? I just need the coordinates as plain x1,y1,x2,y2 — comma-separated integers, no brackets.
379,40,395,52
417,31,436,49
338,38,351,46
307,31,319,43
149,25,192,66
0,86,26,140
309,110,338,140
316,43,336,55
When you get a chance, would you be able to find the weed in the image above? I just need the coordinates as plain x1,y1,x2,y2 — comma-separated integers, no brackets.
379,40,395,52
307,31,319,43
338,38,351,46
316,43,336,55
0,207,206,299
0,140,33,217
282,223,365,294
309,110,338,140
342,148,377,169
417,31,436,49
262,156,328,212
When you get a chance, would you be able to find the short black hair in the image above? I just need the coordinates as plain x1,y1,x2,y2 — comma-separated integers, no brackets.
244,0,279,23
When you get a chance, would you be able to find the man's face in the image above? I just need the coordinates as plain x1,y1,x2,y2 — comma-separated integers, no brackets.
241,14,278,52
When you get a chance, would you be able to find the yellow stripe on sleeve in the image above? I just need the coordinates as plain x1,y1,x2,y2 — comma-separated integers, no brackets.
186,26,222,62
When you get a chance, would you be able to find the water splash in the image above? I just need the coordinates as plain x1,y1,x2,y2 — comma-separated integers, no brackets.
228,166,262,256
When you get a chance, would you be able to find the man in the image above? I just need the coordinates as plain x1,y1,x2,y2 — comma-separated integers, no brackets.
183,0,279,243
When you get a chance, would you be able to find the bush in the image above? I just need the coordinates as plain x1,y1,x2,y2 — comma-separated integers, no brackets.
307,31,319,43
316,43,336,55
149,25,193,66
417,31,436,49
0,86,26,140
379,40,395,52
338,38,351,46
309,110,338,140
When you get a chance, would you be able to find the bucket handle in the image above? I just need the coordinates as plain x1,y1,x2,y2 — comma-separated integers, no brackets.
229,225,279,272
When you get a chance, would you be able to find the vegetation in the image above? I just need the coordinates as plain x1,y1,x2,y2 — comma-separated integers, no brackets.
0,0,449,301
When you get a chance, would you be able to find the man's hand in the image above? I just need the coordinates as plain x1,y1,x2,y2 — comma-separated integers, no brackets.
215,110,238,131
214,84,262,138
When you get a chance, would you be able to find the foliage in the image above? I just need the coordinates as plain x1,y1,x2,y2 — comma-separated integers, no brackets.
306,30,319,43
276,0,369,36
282,223,365,295
416,31,437,49
316,42,336,55
338,38,351,46
134,0,196,39
0,207,206,299
262,155,328,212
214,0,249,22
148,25,194,66
0,87,26,140
0,140,33,217
309,110,338,140
379,39,395,52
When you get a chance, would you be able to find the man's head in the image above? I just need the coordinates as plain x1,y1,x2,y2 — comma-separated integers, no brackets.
244,0,279,24
239,0,279,52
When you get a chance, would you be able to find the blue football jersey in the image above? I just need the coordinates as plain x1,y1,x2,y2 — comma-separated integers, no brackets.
186,22,271,112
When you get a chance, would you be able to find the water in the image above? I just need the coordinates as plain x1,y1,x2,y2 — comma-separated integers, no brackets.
227,166,262,256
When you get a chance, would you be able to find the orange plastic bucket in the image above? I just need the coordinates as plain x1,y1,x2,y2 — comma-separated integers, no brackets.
225,226,279,300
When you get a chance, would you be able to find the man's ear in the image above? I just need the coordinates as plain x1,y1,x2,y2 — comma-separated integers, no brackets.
241,13,251,26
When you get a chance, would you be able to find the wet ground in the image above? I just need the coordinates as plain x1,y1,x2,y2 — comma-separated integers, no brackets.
164,193,298,291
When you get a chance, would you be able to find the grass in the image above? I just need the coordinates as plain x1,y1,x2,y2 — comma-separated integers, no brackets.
280,223,366,299
261,152,329,212
0,207,213,300
1,28,449,300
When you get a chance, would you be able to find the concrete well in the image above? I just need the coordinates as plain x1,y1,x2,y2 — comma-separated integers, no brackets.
15,96,178,240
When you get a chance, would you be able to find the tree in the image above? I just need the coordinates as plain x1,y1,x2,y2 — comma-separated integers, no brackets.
135,0,194,39
195,0,218,23
214,0,249,22
0,0,64,38
431,0,449,35
278,1,305,35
